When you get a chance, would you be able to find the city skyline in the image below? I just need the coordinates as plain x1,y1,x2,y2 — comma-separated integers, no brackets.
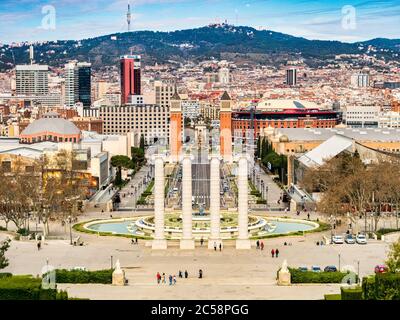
0,0,400,44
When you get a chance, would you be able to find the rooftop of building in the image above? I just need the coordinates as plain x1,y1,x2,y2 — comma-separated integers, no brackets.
21,117,81,136
271,127,400,142
257,99,320,110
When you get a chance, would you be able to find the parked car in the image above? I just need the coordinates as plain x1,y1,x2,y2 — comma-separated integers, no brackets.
324,266,338,272
298,266,308,272
311,266,322,272
356,234,367,244
345,234,356,244
220,191,224,195
374,265,388,274
332,235,344,244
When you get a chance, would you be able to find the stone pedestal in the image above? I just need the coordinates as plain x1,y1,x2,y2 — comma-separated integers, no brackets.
152,239,168,250
277,260,291,286
180,239,195,250
112,260,126,286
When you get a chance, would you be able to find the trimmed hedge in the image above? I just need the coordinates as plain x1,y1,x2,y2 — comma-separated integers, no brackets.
0,273,12,279
324,294,341,300
364,273,400,300
0,275,62,300
341,287,363,300
362,275,376,300
288,268,350,283
376,228,400,240
55,269,113,284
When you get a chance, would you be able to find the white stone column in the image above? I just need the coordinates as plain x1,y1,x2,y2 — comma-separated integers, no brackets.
180,155,195,249
152,155,167,249
236,155,251,249
208,156,222,249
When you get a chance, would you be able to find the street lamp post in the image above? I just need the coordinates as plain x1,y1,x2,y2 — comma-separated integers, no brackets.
338,254,341,272
110,255,113,270
357,260,360,284
68,216,72,245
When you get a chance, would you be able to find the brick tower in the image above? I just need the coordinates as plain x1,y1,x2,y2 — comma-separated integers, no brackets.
220,91,232,162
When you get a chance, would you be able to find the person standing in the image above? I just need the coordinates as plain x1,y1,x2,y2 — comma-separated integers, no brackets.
184,270,188,279
214,242,217,251
256,240,260,249
260,241,264,251
156,272,161,284
200,237,204,246
199,269,203,279
178,270,183,278
162,273,166,284
169,274,173,286
271,249,275,258
275,249,279,258
173,275,177,285
37,241,41,251
307,213,310,220
219,243,222,251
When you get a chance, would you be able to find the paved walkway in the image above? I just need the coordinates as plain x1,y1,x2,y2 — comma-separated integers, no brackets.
1,228,389,300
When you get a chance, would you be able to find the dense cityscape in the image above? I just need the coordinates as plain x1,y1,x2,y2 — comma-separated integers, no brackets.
0,0,400,308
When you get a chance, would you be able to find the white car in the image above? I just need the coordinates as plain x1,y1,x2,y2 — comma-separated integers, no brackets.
356,234,367,244
345,234,356,244
332,235,344,244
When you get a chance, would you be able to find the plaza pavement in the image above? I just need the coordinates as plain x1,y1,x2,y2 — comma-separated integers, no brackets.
1,224,391,300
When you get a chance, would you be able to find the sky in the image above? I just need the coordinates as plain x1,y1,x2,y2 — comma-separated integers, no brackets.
0,0,399,44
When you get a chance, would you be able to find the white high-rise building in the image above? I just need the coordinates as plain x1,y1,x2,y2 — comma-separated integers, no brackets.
16,65,49,96
351,73,370,88
64,61,92,107
218,67,230,84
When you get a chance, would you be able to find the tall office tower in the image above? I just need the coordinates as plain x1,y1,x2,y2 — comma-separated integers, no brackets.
286,68,297,86
154,80,175,108
16,65,49,96
169,92,182,163
65,61,92,107
351,73,370,88
219,67,230,84
120,55,141,105
219,91,232,162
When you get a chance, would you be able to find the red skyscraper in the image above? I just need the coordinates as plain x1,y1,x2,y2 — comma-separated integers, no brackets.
120,55,141,105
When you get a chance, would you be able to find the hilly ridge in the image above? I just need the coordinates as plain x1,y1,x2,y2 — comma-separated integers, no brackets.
1,24,399,71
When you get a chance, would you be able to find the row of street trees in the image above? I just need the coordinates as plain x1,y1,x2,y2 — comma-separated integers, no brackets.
301,152,400,231
256,137,287,184
0,151,87,234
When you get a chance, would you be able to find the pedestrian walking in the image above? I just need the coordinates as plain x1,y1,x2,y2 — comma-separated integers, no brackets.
214,242,217,251
169,275,173,286
162,273,166,284
256,240,260,249
260,241,264,251
199,269,203,279
200,237,204,246
271,249,275,258
173,275,177,285
37,241,41,251
184,270,188,279
179,270,183,278
307,213,310,220
156,272,161,284
275,249,279,258
219,243,222,251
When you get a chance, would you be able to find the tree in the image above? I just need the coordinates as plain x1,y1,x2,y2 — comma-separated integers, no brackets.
256,137,261,158
0,239,11,270
131,147,145,171
386,239,400,273
111,155,134,187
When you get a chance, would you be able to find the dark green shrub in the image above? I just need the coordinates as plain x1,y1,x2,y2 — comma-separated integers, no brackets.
55,269,113,284
17,228,29,236
341,286,363,300
256,199,267,204
376,228,400,240
288,268,349,283
56,290,69,300
0,226,7,231
0,275,57,300
362,276,376,300
0,273,12,279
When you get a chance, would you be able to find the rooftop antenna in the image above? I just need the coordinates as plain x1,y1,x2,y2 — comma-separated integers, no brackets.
127,1,132,32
